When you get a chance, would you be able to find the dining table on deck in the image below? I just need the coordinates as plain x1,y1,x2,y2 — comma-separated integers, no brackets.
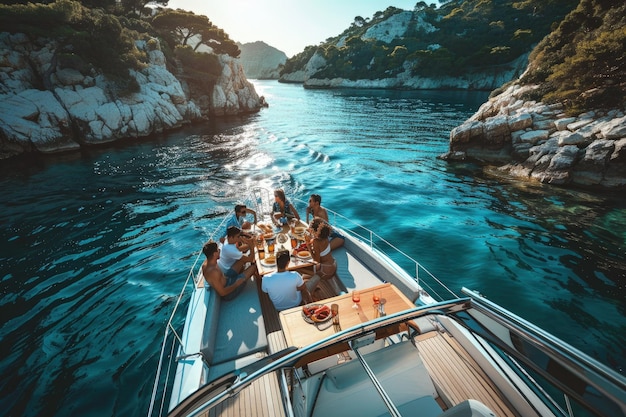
279,283,415,349
252,221,317,277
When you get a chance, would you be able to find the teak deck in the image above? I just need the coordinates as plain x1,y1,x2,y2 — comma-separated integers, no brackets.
415,332,519,417
200,245,517,417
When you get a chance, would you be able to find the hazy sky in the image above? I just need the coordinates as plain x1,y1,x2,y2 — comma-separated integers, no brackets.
165,0,429,57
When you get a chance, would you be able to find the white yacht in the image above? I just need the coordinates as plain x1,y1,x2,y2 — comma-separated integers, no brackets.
148,188,626,417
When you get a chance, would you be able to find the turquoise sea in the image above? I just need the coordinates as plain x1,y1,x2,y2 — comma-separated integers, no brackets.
0,80,624,416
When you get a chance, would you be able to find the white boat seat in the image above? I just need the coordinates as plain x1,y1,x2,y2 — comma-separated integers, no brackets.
377,395,443,417
200,284,221,363
210,278,267,365
332,246,381,290
311,341,438,417
340,236,422,302
437,399,497,417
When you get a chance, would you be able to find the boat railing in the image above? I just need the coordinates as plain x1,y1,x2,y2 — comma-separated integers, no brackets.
148,213,231,417
149,189,456,416
293,197,459,302
166,294,626,417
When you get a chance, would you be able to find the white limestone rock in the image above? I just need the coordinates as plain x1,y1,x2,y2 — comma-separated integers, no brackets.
445,77,626,189
548,145,579,170
600,115,626,139
519,130,550,144
556,131,585,146
508,113,532,131
554,117,576,131
363,11,415,43
0,32,262,157
210,55,261,116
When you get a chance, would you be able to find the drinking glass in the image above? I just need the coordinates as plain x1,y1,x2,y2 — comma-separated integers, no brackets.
267,239,275,253
331,304,339,326
352,290,360,309
372,291,380,306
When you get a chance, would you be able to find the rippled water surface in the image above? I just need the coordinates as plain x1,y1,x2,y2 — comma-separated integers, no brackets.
1,81,624,416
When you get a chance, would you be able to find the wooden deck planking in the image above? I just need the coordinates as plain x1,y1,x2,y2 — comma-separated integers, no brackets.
207,258,344,417
416,332,519,417
207,372,285,417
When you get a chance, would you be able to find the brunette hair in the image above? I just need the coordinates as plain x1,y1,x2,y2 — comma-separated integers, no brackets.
317,223,331,239
276,250,290,268
310,217,322,232
310,218,330,239
274,189,286,202
202,241,218,258
227,226,241,237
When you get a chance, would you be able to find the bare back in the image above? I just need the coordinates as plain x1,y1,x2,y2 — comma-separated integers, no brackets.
202,260,227,295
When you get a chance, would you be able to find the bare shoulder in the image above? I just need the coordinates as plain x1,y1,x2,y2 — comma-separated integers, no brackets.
203,264,223,283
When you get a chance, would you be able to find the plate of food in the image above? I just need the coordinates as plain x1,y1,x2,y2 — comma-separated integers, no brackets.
257,223,273,233
261,254,276,267
296,250,312,260
301,304,332,324
263,232,275,240
293,226,307,235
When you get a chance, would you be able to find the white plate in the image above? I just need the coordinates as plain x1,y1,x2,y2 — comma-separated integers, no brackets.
302,304,332,324
293,226,307,235
260,257,276,267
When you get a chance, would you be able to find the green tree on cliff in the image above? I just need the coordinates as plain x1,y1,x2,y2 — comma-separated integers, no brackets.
522,0,626,111
151,9,240,58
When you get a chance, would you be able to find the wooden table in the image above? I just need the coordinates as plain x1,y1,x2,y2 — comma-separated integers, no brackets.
254,222,316,276
279,283,415,348
256,252,317,276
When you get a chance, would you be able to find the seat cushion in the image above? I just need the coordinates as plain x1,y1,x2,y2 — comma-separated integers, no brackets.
211,278,268,365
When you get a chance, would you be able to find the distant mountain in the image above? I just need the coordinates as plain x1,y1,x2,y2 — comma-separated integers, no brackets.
238,41,287,80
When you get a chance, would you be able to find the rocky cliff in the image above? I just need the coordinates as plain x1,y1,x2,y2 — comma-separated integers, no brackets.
443,83,626,189
278,2,574,91
238,41,287,80
282,50,529,90
443,0,626,190
0,32,263,159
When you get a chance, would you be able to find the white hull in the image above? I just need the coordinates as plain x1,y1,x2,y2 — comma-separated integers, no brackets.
149,190,626,417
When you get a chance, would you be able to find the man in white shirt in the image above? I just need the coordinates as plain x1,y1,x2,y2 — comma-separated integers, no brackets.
218,226,258,281
261,251,320,311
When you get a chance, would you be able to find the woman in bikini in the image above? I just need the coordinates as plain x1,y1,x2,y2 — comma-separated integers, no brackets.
305,218,343,295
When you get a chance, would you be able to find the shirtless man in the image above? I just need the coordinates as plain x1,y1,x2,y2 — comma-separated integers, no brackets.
305,193,328,223
305,193,344,250
201,240,255,301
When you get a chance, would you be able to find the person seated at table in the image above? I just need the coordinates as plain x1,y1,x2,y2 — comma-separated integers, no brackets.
272,188,300,227
218,226,258,279
301,218,344,295
201,241,251,301
227,204,257,231
261,251,320,311
305,193,344,250
221,204,257,246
